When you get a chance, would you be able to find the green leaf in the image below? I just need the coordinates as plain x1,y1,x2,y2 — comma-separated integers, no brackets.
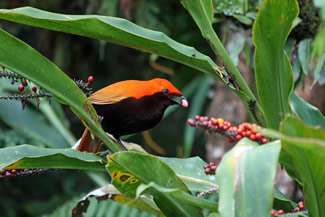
253,0,298,129
263,116,325,217
135,182,218,213
311,25,325,86
159,156,218,192
280,116,325,217
233,14,253,25
0,145,105,171
297,38,312,75
290,93,325,129
311,25,325,62
0,100,69,148
0,27,120,152
0,7,220,80
181,0,214,32
273,186,297,211
216,139,281,217
313,53,325,86
106,151,204,217
72,185,163,217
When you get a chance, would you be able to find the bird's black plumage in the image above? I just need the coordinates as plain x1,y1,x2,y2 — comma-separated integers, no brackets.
93,92,177,140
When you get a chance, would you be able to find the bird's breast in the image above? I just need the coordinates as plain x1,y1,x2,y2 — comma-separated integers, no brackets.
92,93,174,137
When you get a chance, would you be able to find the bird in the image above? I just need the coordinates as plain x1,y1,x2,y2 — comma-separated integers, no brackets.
77,78,188,152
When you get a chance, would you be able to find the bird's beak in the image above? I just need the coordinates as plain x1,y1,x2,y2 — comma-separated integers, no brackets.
170,95,188,107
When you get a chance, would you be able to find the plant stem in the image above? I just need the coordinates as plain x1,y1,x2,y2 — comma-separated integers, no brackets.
182,0,266,126
205,24,265,125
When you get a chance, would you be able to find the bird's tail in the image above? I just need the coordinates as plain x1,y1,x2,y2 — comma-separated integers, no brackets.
77,128,102,153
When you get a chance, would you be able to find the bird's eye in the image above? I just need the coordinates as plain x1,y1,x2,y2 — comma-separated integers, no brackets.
162,89,169,95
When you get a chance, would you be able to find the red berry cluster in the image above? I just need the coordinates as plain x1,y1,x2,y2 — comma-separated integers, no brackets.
203,162,217,175
188,116,268,144
16,80,38,94
271,201,305,216
0,168,49,179
10,78,40,110
0,169,17,178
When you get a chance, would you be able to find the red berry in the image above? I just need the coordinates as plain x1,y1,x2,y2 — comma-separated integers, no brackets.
237,128,243,134
261,138,267,144
11,169,16,174
18,84,24,92
209,162,215,167
293,207,299,212
22,81,28,86
242,132,247,137
88,76,94,83
298,201,304,210
83,151,88,153
235,135,242,140
246,130,252,137
205,168,211,174
32,86,37,92
195,115,200,121
249,134,256,141
277,209,284,215
210,165,217,171
203,165,208,169
255,133,262,139
270,210,275,215
201,121,209,128
211,118,218,125
1,66,4,70
187,118,196,127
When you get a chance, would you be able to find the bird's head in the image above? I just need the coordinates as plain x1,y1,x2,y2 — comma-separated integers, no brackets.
149,78,188,107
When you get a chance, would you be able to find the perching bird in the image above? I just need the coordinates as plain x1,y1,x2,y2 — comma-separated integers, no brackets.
77,78,188,152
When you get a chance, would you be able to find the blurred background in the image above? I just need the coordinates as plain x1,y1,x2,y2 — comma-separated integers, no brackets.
0,0,324,216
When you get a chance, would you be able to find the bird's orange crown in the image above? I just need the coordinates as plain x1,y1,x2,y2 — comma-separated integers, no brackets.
88,78,183,105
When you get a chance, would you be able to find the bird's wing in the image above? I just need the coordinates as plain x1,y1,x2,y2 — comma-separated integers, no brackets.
88,80,152,105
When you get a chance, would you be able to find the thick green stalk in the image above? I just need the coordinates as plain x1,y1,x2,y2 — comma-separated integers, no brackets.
205,24,265,125
182,0,266,125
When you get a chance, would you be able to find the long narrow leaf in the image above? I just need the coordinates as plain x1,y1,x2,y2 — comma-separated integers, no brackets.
216,139,281,217
0,145,105,171
253,0,298,129
0,7,220,79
